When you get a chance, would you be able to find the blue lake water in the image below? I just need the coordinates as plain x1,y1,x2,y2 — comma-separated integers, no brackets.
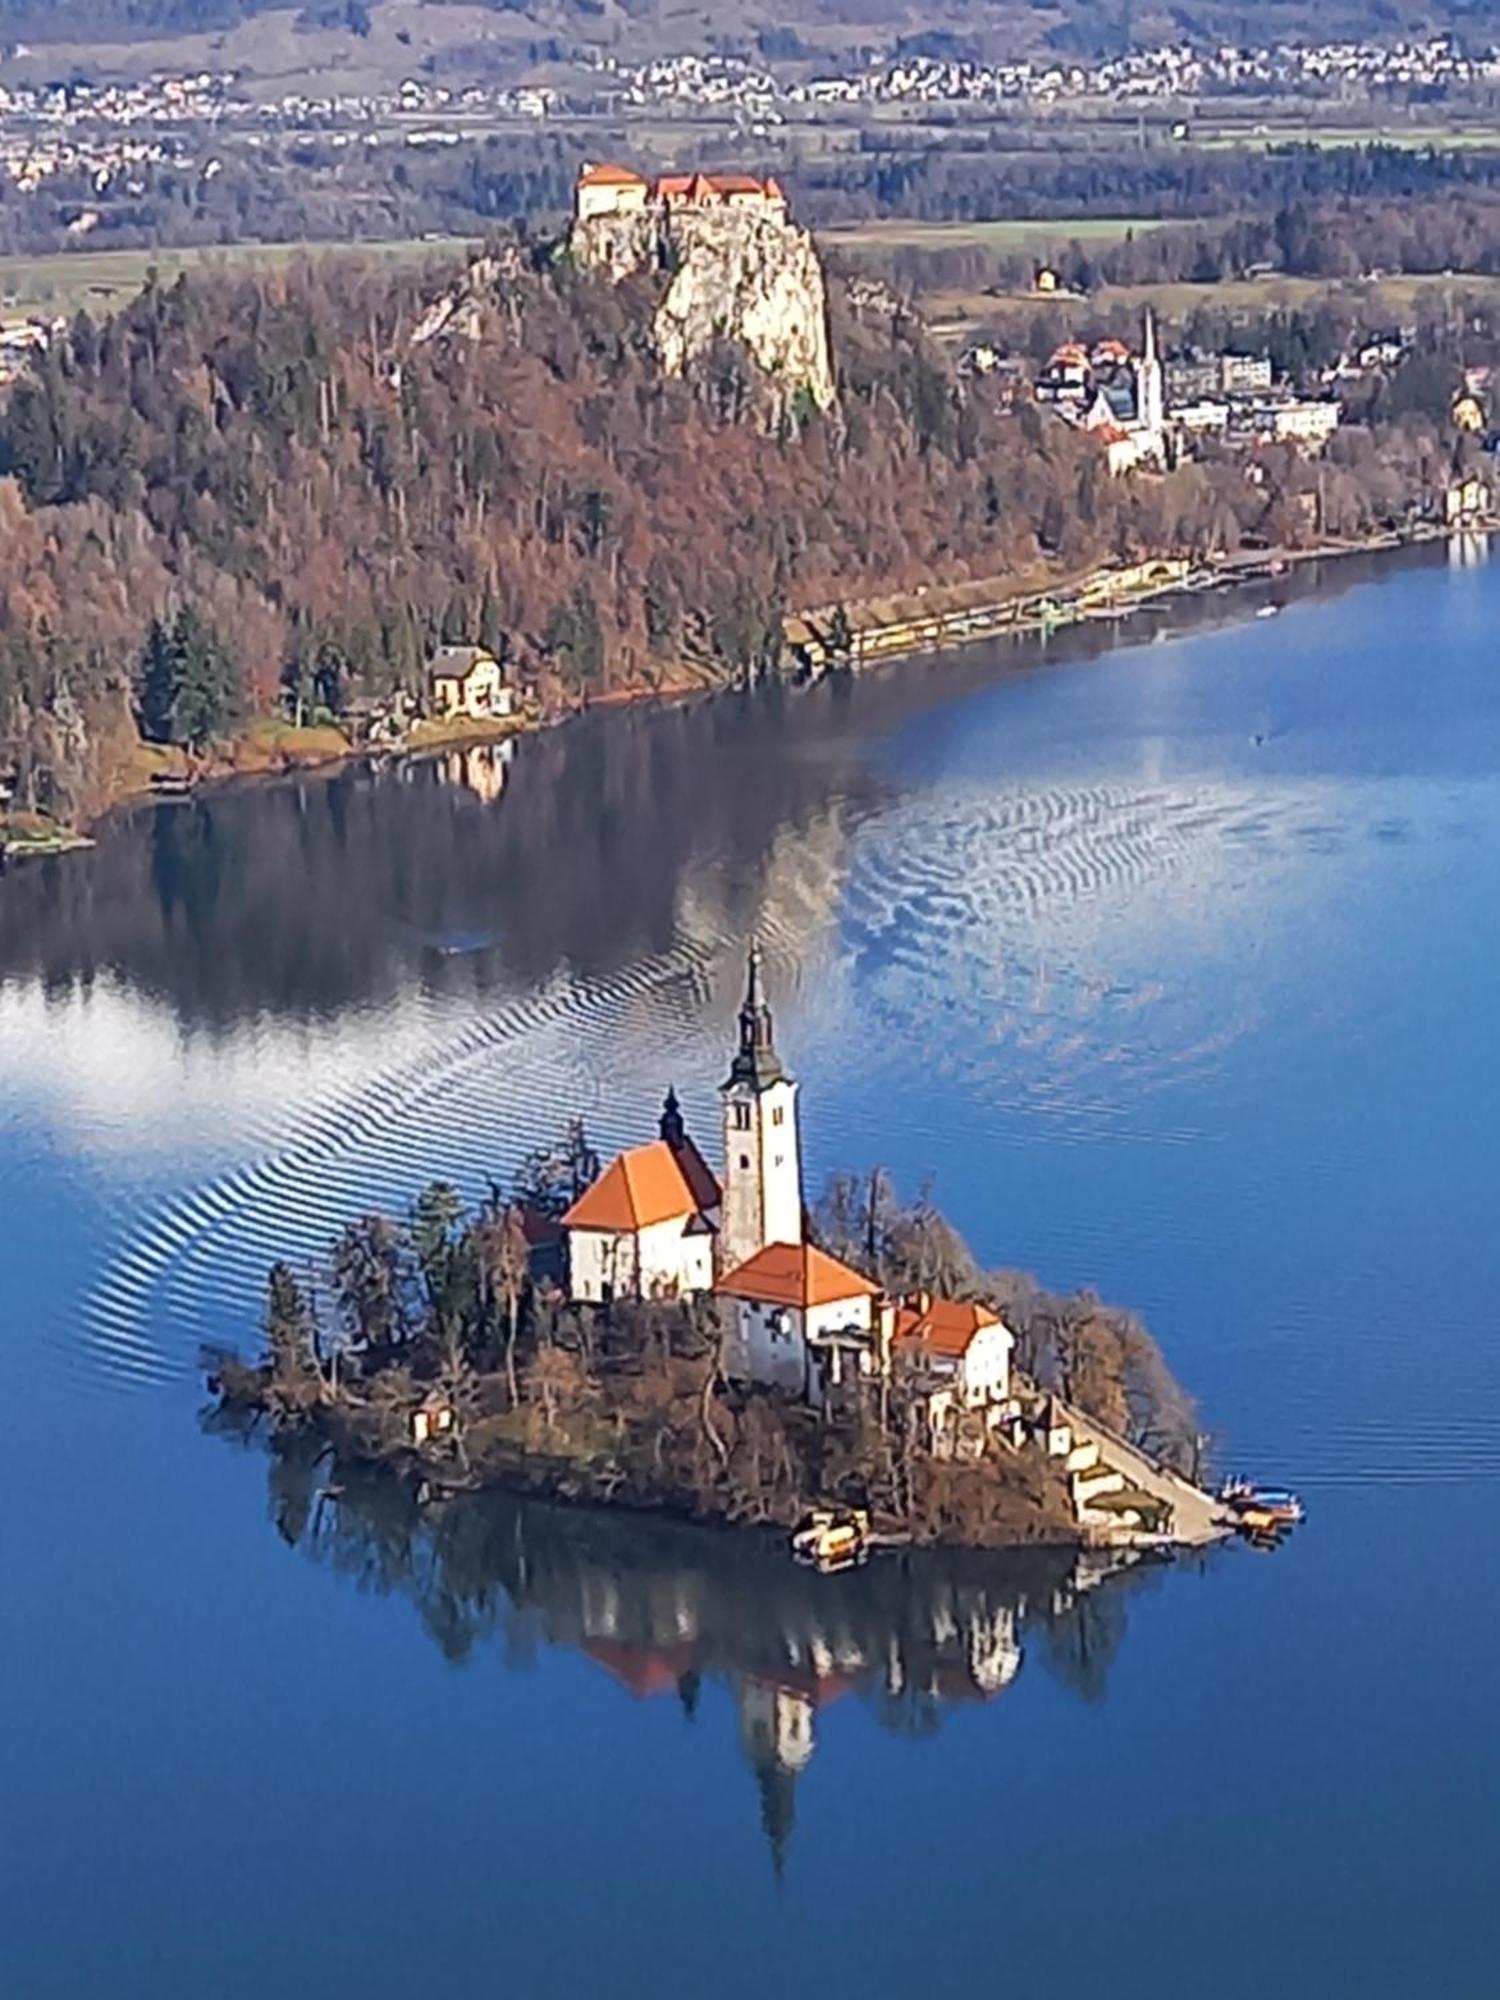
3,545,1499,1996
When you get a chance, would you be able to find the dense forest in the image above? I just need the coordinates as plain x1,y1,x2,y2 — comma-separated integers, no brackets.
0,230,1470,824
798,137,1500,228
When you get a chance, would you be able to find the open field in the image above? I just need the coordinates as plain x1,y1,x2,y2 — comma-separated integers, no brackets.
920,267,1500,341
822,216,1176,254
0,237,476,320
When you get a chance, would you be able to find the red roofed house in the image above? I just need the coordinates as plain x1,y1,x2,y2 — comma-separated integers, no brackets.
719,1240,878,1408
563,1091,720,1303
892,1292,1016,1435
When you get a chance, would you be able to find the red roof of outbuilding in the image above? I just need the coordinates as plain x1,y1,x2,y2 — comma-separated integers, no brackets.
579,161,648,187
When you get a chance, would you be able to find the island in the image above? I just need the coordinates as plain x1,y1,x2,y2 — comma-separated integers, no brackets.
208,948,1236,1554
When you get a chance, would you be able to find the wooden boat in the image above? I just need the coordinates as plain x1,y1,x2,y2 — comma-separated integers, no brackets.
791,1507,869,1570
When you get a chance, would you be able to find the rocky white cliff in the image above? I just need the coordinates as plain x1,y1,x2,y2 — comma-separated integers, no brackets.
569,205,836,415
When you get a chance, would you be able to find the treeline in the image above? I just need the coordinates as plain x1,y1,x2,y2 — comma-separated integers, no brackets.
796,138,1500,227
209,1162,1198,1545
0,235,1379,822
0,134,583,261
871,196,1500,300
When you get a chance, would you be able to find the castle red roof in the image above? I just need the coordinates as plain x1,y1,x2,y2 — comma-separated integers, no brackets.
578,161,648,188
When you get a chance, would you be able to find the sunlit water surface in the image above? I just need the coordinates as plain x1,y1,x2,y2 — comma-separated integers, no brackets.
3,547,1498,1997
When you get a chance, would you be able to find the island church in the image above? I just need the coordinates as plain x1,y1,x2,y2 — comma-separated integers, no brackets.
563,948,1014,1419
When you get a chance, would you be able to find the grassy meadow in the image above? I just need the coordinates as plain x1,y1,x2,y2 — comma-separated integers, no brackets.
0,237,476,322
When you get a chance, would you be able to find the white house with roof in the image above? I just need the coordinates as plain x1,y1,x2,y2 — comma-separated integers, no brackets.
893,1294,1016,1441
427,644,511,720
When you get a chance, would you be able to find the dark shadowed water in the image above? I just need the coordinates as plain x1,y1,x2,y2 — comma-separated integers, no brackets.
3,545,1499,1997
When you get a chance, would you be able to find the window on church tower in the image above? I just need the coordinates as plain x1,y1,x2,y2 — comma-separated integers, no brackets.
732,1103,751,1131
739,1154,750,1170
772,1105,784,1126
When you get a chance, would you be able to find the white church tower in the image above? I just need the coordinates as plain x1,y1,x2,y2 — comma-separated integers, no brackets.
1135,307,1164,453
719,945,802,1272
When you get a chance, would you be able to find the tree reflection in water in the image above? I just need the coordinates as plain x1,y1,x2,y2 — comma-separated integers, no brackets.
216,1415,1183,1875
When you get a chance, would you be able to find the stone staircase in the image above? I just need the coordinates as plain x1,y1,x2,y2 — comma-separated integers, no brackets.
1053,1409,1229,1547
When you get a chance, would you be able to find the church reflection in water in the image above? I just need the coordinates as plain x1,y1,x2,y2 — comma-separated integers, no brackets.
233,1429,1179,1874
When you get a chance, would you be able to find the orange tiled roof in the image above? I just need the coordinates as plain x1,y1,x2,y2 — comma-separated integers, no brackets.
563,1140,705,1233
718,1241,878,1310
894,1295,1008,1359
579,161,648,187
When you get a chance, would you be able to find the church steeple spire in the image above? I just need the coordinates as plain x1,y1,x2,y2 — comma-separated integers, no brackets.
726,942,788,1090
719,942,802,1271
659,1085,686,1147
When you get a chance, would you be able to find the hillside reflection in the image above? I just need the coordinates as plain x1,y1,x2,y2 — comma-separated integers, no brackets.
0,545,1399,1033
232,1430,1176,1874
0,692,886,1028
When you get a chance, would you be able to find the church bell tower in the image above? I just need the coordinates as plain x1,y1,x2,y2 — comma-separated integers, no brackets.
719,945,802,1272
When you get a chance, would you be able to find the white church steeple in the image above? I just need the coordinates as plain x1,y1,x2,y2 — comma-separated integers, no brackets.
1135,307,1164,448
719,944,802,1272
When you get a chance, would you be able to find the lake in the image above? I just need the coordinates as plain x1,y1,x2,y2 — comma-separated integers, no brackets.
3,545,1498,1997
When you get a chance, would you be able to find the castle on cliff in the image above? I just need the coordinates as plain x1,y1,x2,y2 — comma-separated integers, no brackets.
568,161,835,413
575,162,789,225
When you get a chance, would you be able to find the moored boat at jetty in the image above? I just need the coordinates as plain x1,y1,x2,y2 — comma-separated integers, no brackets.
1221,1479,1305,1539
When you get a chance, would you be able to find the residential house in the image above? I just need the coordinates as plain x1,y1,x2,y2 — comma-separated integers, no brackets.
427,645,510,721
893,1294,1015,1407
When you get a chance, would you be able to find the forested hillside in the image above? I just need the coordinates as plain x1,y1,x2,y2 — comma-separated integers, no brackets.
0,237,1459,823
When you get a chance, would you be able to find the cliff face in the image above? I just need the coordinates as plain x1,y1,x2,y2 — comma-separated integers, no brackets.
570,206,836,415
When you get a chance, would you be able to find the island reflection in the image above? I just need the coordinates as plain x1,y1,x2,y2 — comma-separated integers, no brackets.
229,1425,1184,1873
